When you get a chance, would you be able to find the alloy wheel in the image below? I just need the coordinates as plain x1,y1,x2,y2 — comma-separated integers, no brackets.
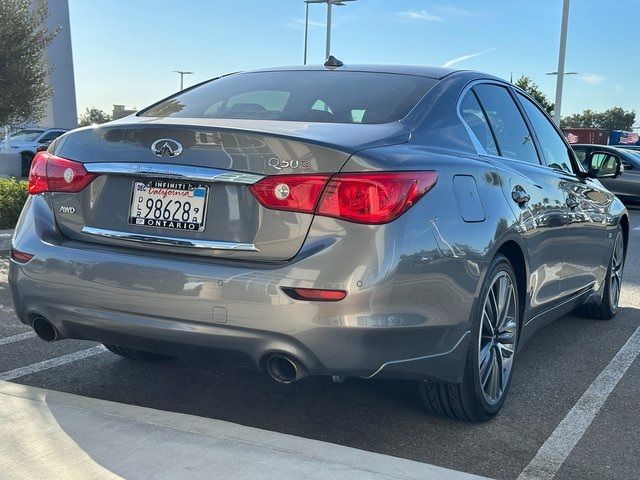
610,232,624,310
478,271,518,405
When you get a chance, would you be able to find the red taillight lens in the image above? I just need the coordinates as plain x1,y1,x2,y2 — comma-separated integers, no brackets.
283,287,347,301
28,152,96,195
248,171,438,224
317,171,438,224
248,174,330,213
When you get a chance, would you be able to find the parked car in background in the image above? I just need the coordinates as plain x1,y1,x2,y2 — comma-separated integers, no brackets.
10,64,628,422
6,128,68,176
572,144,640,204
617,145,640,153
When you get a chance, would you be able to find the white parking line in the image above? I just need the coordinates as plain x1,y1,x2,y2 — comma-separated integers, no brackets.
0,331,36,346
633,226,640,231
0,345,106,381
517,323,640,480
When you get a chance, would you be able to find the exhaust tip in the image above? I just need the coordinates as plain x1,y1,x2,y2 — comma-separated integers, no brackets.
266,354,304,384
32,317,60,342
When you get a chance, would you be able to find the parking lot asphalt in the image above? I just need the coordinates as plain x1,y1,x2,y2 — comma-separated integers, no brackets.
1,208,638,480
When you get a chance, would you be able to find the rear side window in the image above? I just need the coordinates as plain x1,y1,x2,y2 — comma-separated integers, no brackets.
517,93,575,173
473,85,539,165
140,71,438,124
460,91,498,156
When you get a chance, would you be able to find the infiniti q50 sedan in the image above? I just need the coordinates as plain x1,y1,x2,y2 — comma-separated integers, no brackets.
9,64,628,422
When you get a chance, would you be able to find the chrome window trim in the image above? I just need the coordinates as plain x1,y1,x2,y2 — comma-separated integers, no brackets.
81,226,260,252
84,163,264,185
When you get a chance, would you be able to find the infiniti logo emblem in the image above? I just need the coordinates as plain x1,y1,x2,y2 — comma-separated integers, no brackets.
151,138,183,157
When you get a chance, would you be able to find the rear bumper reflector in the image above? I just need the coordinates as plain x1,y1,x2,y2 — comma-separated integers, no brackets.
282,287,347,302
10,249,34,264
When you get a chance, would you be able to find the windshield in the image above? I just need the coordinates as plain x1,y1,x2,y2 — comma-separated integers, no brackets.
10,129,44,142
140,71,438,124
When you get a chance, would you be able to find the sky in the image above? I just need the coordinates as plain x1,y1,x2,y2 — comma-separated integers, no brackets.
67,0,640,121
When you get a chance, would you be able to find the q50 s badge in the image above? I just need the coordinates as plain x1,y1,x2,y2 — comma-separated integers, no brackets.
268,158,310,171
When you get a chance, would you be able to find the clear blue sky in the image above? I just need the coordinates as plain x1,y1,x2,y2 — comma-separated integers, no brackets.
67,0,639,121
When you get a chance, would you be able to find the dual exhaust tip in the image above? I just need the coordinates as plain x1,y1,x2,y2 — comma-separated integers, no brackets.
265,354,306,384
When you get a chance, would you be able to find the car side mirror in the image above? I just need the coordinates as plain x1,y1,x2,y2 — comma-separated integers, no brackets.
621,160,632,170
589,154,622,179
35,143,49,152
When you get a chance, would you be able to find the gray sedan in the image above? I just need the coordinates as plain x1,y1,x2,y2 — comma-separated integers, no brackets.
9,64,628,422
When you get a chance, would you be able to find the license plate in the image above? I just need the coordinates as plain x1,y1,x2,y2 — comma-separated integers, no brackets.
129,180,208,232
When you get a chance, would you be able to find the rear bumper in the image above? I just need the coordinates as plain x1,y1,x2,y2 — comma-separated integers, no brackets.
9,196,480,383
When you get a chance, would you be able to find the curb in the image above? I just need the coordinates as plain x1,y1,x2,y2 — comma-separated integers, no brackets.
0,380,491,480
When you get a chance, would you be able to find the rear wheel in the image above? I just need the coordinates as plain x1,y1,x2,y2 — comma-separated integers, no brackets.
103,344,171,361
580,226,625,320
419,254,519,422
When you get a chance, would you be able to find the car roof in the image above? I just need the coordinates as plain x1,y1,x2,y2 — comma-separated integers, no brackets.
247,64,463,80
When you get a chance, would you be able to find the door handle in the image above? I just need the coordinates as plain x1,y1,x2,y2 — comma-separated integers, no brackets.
511,186,530,206
566,196,579,209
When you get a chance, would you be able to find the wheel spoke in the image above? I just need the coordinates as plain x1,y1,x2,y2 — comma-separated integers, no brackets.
488,352,500,398
498,343,514,359
482,309,495,337
479,342,492,368
480,348,493,388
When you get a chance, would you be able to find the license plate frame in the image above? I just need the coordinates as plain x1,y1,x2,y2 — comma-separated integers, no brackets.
129,179,209,232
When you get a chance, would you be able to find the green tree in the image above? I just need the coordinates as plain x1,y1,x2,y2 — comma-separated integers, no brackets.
78,108,111,127
560,107,636,131
0,0,58,127
514,76,554,115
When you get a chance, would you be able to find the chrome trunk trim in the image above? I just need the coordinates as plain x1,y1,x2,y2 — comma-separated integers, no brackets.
81,226,260,252
84,163,264,185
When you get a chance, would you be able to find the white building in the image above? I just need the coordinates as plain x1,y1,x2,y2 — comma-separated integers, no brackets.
39,0,77,129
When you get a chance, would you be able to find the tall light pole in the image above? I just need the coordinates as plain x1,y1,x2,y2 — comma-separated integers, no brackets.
305,0,355,60
303,1,309,64
173,70,194,90
552,0,571,125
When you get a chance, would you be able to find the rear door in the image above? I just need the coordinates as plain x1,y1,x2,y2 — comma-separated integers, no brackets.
468,83,568,315
515,91,612,295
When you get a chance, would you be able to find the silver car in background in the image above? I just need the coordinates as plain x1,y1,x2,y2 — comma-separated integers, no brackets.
9,64,628,422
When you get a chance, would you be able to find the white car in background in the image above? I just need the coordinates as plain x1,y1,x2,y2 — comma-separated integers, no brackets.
5,128,68,175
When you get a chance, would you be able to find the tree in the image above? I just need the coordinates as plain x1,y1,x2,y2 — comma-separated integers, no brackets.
0,0,58,127
514,76,554,115
78,108,111,127
560,107,636,132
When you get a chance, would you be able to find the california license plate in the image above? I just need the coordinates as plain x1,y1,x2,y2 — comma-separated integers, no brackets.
129,180,208,232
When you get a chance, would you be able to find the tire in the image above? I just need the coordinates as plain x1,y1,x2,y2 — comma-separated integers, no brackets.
21,152,34,177
580,226,625,320
418,254,520,422
103,344,171,361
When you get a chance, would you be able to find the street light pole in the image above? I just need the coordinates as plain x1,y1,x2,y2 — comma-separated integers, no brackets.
553,0,571,125
305,0,355,61
303,1,309,64
173,70,194,90
325,1,332,59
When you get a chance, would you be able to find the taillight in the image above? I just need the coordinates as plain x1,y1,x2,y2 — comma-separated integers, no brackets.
317,171,438,224
28,152,96,195
248,171,437,224
248,174,330,213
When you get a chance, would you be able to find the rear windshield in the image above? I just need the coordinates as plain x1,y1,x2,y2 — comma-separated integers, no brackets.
139,71,438,124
